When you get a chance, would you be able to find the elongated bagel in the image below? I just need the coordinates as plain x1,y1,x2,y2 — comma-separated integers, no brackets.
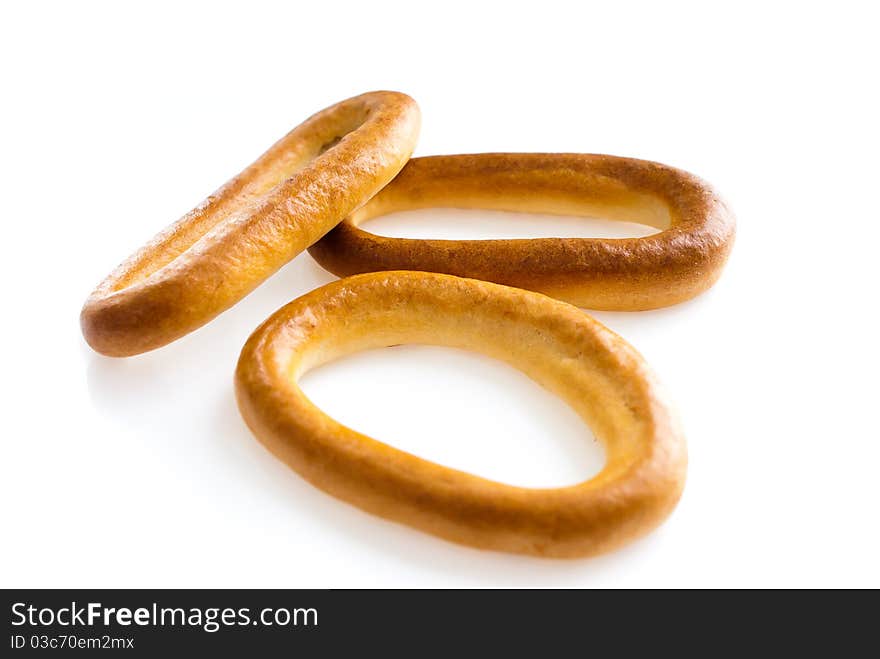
308,154,735,310
235,271,687,558
81,91,420,356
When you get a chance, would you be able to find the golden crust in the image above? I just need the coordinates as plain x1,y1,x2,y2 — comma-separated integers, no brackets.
308,153,735,310
234,271,687,558
81,91,421,356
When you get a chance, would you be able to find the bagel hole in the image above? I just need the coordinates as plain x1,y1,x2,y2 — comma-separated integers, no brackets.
359,208,662,240
299,345,605,488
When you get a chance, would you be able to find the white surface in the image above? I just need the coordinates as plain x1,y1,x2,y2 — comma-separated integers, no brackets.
2,1,878,588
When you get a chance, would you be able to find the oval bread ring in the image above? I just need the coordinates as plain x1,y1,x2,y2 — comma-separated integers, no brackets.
81,91,420,357
308,153,735,310
234,271,687,558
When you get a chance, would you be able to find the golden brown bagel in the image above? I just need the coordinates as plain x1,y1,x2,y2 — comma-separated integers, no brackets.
235,271,687,558
308,154,735,310
81,91,420,356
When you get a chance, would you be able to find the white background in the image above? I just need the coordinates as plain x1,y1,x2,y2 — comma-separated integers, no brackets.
2,1,878,588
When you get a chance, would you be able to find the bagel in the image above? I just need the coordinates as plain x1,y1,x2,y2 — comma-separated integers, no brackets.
308,154,735,310
234,271,687,558
81,91,420,356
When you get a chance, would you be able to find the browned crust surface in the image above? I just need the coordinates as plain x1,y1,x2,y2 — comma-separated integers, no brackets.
82,91,421,356
234,271,687,558
308,153,735,310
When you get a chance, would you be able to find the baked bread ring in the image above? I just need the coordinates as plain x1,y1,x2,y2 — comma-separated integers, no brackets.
235,271,687,558
308,153,735,310
81,91,420,356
